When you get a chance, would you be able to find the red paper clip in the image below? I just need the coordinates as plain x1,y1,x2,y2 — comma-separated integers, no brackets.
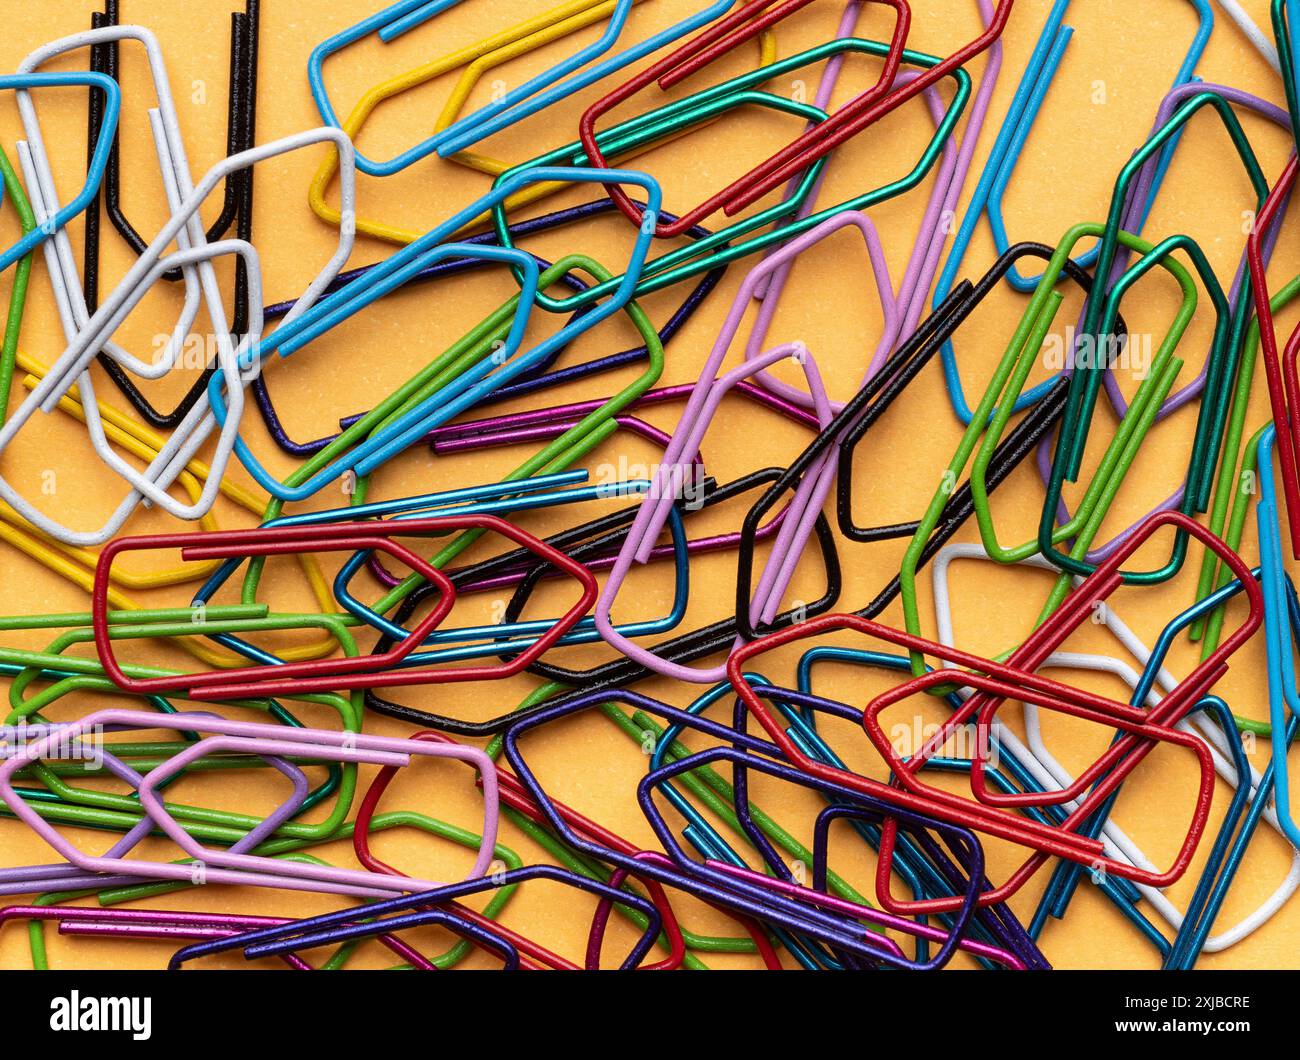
578,0,910,237
91,516,597,698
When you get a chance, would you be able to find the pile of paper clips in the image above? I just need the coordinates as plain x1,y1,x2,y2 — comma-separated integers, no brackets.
3,0,1300,972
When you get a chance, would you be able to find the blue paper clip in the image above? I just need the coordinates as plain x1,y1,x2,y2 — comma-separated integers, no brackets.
307,0,640,176
207,166,663,502
1258,424,1300,850
929,0,1213,423
0,72,121,274
1163,584,1300,968
986,1,1213,295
